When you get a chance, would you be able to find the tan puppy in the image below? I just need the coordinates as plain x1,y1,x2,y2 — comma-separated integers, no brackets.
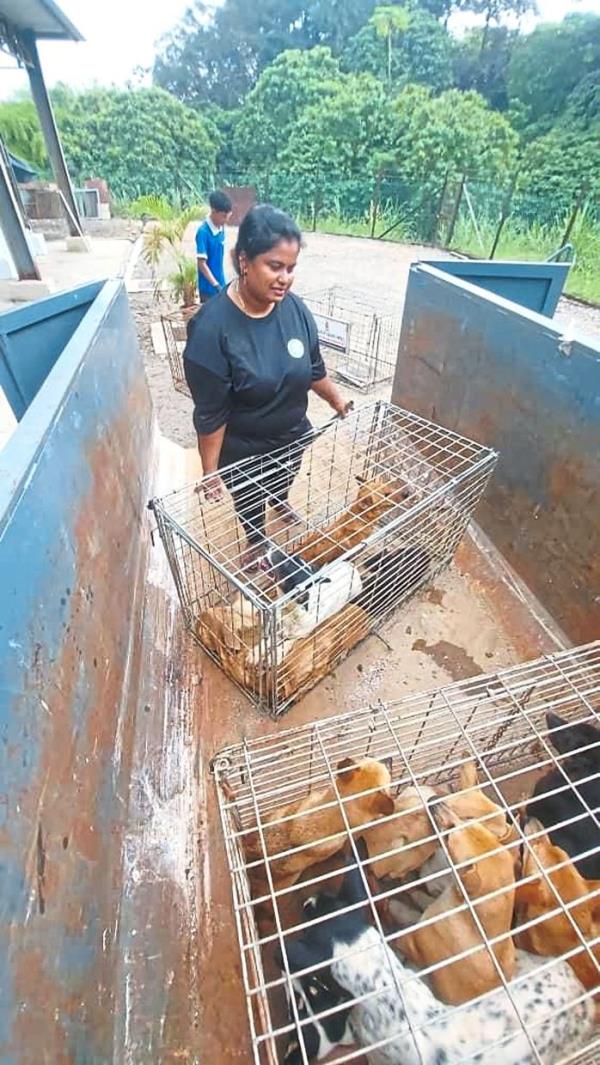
363,763,516,885
363,785,441,881
397,802,516,1005
447,762,518,848
516,818,600,994
297,477,409,566
240,757,393,920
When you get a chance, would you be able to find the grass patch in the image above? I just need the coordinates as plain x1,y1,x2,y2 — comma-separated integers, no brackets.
449,212,600,304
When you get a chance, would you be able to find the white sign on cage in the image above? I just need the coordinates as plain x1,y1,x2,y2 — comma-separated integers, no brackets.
311,312,350,354
213,640,600,1065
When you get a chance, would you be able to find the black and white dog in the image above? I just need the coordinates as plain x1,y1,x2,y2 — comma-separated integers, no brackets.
279,860,595,1064
276,957,353,1064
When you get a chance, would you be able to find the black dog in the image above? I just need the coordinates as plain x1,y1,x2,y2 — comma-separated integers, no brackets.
527,710,600,879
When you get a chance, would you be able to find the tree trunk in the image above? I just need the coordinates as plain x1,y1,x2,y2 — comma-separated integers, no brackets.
479,7,492,59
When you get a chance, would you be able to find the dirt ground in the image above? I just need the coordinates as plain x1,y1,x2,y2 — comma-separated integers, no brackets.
131,227,600,449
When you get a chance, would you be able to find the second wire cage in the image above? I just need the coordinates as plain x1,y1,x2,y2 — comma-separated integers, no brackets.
150,402,498,715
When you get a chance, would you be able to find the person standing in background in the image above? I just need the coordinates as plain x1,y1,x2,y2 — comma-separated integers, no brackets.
196,190,232,303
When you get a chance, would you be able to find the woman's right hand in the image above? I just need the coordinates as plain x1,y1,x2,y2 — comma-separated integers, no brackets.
202,474,225,501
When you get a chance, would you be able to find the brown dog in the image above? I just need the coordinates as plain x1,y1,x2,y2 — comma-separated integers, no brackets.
363,785,441,881
516,818,600,994
297,477,409,567
397,802,516,1005
240,757,394,920
448,762,520,853
363,763,517,884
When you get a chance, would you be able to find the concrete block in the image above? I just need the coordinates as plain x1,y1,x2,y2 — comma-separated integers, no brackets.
0,279,54,302
151,321,168,358
66,235,92,253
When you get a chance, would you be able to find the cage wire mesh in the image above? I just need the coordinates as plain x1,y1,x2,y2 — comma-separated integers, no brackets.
150,401,497,715
301,287,403,391
212,641,600,1065
161,307,193,397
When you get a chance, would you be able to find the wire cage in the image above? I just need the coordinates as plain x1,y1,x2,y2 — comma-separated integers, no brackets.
213,640,600,1065
161,307,194,397
301,287,403,391
149,401,497,715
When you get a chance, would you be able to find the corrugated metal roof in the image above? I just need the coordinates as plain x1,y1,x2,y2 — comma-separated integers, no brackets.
0,0,83,41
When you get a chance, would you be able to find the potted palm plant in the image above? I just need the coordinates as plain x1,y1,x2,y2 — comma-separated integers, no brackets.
142,201,206,309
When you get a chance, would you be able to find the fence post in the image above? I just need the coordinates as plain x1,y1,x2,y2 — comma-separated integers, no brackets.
489,168,520,260
445,173,466,247
312,172,322,233
561,182,589,248
370,170,383,239
429,171,449,244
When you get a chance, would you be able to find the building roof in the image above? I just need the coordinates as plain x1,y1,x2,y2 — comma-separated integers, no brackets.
8,152,38,181
0,0,83,42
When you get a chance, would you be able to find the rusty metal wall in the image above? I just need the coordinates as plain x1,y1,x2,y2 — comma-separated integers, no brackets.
393,263,600,645
0,280,152,1062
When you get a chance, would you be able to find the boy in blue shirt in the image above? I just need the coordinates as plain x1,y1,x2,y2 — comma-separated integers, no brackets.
196,190,232,303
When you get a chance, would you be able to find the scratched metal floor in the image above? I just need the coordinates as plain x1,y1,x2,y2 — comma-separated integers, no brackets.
116,432,568,1064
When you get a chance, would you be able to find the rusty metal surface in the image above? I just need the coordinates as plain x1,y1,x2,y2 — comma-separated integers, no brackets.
0,281,152,1063
392,264,600,645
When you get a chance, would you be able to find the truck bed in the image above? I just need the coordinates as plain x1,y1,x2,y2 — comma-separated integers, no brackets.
120,431,566,1063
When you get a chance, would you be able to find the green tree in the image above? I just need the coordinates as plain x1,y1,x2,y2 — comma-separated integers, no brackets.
231,48,341,169
462,0,537,56
385,84,518,190
453,26,517,109
0,99,47,171
522,130,600,200
55,87,217,200
342,7,453,92
281,73,388,173
371,5,411,84
508,14,600,132
304,0,378,52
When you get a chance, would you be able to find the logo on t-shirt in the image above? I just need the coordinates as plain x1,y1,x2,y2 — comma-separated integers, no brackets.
287,338,305,359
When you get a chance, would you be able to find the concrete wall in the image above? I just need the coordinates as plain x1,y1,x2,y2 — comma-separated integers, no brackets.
0,280,153,1062
393,263,600,644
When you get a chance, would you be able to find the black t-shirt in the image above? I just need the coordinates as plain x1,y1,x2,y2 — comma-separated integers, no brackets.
183,288,326,455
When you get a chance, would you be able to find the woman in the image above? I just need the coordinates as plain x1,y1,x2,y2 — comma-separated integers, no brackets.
183,204,350,567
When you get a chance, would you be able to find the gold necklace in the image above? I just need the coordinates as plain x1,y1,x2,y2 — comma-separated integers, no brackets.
234,278,274,319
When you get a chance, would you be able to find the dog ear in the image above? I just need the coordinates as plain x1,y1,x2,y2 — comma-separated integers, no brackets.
459,761,479,791
337,757,357,777
355,474,366,485
278,938,323,975
546,712,600,758
459,862,482,896
382,755,393,775
374,792,395,816
430,798,461,833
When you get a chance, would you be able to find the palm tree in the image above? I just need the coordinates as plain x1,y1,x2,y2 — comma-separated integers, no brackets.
370,5,411,86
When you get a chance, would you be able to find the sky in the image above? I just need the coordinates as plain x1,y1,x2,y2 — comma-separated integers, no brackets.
1,0,599,99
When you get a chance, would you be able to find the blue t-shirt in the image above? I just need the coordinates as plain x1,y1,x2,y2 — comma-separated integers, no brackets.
195,219,225,296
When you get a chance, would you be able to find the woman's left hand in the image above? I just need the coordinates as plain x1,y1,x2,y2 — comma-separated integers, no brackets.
335,399,354,418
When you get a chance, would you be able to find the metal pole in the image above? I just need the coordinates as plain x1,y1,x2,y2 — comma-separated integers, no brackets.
490,169,519,260
445,173,466,247
0,148,40,281
20,31,84,239
370,171,383,239
429,171,449,244
561,183,589,249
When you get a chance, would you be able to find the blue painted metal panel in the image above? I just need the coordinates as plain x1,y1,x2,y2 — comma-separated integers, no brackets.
393,263,600,644
0,281,102,420
420,259,569,317
0,280,152,1061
